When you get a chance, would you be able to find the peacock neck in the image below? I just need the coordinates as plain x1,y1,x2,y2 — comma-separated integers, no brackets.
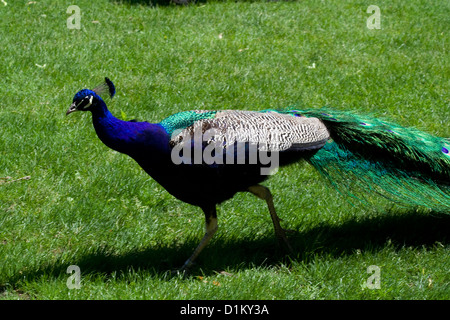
90,101,171,158
90,101,117,128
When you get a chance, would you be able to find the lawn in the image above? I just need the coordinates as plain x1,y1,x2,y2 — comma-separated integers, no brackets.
0,0,449,300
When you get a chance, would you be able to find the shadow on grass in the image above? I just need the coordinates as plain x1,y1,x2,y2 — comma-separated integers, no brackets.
2,209,449,290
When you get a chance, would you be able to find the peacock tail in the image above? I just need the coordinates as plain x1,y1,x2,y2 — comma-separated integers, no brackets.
267,108,450,212
159,106,449,211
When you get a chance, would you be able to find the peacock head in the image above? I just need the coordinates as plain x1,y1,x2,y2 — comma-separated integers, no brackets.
66,77,116,115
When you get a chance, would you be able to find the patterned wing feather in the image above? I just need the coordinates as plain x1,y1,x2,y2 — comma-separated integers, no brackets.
169,110,330,152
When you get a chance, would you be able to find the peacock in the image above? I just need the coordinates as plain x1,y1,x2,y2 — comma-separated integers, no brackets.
66,77,450,271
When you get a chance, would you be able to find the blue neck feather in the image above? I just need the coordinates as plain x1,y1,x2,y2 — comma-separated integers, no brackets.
90,99,171,158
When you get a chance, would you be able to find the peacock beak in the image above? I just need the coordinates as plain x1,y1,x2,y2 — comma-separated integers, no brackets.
66,102,78,115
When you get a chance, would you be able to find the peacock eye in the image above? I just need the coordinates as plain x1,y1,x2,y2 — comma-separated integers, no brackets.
78,95,94,110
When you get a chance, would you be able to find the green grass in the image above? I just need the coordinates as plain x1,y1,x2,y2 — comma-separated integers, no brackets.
0,0,449,300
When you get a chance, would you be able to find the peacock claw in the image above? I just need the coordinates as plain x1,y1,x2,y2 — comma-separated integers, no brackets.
276,228,294,254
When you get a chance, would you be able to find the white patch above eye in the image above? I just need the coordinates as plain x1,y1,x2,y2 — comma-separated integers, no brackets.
84,95,93,108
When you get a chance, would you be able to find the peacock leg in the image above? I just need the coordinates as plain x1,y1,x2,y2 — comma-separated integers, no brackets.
180,206,218,272
248,185,294,253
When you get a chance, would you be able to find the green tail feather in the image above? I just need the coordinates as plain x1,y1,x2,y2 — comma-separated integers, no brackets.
266,108,450,212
